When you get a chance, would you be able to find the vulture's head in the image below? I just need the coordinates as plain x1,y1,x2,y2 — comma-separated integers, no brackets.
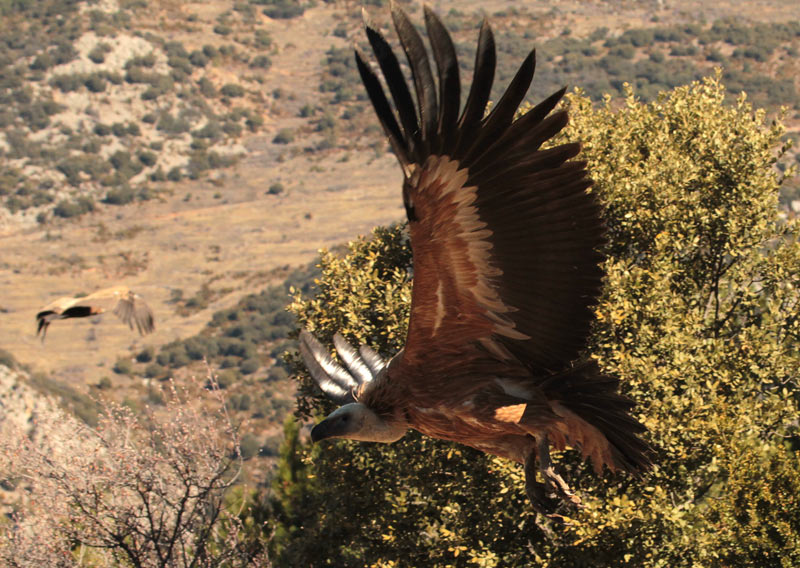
299,331,407,444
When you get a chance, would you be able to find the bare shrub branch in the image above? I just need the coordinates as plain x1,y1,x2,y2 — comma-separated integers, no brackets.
0,372,271,567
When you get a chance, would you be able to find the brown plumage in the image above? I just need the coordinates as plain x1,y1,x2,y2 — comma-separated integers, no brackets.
36,285,155,341
299,5,651,514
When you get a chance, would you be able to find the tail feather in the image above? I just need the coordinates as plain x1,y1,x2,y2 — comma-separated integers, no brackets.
543,360,653,474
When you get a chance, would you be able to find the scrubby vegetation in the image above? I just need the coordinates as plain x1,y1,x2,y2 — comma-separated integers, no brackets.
313,11,800,204
127,263,318,433
0,0,273,221
0,377,272,565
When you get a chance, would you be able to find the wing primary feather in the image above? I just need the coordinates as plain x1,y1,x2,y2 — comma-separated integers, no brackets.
113,297,133,329
298,345,351,404
36,315,49,339
354,48,410,168
299,331,359,398
454,18,495,157
134,298,155,335
462,49,536,165
391,5,437,154
364,13,421,159
359,344,387,375
333,333,375,385
423,5,459,153
468,91,568,179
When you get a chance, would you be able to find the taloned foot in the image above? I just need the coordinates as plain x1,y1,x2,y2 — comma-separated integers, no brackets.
524,436,583,516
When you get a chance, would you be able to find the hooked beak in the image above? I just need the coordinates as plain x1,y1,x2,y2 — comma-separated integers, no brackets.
310,414,350,443
310,420,329,443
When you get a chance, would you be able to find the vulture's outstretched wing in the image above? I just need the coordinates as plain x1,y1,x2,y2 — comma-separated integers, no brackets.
358,7,604,377
299,331,385,404
113,295,154,335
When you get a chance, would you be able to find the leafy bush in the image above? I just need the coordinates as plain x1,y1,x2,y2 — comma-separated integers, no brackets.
144,363,166,378
220,83,245,98
259,0,306,19
254,29,273,48
213,24,232,36
168,55,193,75
93,123,112,136
240,358,260,375
53,197,95,218
30,52,54,71
138,150,157,167
113,358,133,375
188,50,209,67
0,348,18,369
239,433,260,459
266,365,288,383
136,346,155,363
272,129,294,144
249,55,271,69
88,42,112,64
103,186,135,205
167,167,183,182
214,370,238,389
275,77,800,565
51,73,84,92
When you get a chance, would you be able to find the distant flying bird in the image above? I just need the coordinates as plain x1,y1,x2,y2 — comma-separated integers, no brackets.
299,6,651,513
36,285,155,341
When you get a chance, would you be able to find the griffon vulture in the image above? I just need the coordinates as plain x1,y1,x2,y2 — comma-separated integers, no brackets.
299,6,652,513
36,285,154,341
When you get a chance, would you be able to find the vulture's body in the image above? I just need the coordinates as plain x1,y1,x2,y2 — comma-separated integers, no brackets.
300,6,651,512
36,285,154,341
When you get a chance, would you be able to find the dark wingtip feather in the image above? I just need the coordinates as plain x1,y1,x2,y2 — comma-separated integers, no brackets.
391,4,437,149
423,4,460,152
454,18,496,157
354,47,411,168
363,14,421,158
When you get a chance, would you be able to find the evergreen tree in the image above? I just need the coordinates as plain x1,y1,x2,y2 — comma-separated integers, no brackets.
275,75,800,567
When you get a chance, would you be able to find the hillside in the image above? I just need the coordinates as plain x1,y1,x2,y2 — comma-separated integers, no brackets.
1,0,799,483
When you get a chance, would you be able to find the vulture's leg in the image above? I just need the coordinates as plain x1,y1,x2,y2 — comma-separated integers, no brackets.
524,437,582,514
524,450,555,515
537,436,582,508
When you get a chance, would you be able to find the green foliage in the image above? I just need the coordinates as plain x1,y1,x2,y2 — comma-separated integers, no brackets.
240,357,260,375
254,0,306,19
88,42,111,64
319,46,363,104
29,372,101,427
0,348,18,369
239,432,260,459
254,29,272,48
213,23,232,36
220,83,245,98
271,128,294,144
249,54,271,69
277,76,800,565
113,358,133,375
103,185,135,205
136,345,155,363
53,196,95,218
